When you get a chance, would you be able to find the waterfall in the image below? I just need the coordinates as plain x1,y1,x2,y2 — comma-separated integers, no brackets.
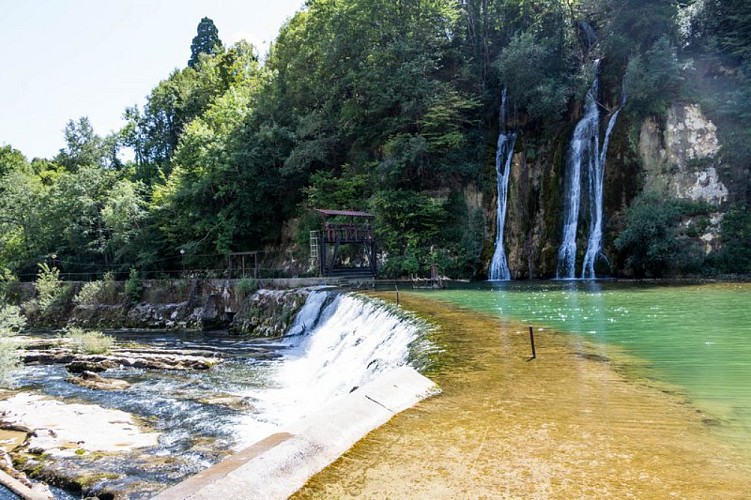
581,107,621,279
557,66,600,279
254,291,421,432
489,88,518,281
557,61,622,279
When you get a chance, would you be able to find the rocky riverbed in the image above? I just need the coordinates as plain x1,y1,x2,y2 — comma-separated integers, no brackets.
0,330,294,498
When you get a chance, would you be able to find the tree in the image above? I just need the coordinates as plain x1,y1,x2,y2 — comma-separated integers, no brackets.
189,17,223,68
614,191,705,278
55,117,112,171
0,171,48,272
0,146,31,178
494,31,575,124
624,35,683,118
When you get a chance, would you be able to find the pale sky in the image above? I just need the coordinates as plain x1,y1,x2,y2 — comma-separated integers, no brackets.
0,0,305,160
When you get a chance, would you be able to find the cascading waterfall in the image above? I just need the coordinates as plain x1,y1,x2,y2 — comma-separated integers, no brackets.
253,290,421,434
557,61,623,279
489,88,518,281
581,106,621,279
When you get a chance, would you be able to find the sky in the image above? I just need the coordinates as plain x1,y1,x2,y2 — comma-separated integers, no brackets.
0,0,305,160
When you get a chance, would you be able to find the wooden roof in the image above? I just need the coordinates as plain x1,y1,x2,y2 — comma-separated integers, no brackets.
314,209,374,218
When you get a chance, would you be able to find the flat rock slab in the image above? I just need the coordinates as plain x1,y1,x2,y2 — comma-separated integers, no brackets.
0,393,159,455
155,366,438,500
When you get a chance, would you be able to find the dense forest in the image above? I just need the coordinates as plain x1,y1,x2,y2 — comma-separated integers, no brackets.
1,0,749,281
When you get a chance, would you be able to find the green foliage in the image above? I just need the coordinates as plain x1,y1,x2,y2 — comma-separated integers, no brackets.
235,278,259,299
36,263,64,312
714,205,751,273
189,17,223,68
624,36,684,118
124,268,143,305
74,272,120,305
371,190,448,277
494,31,575,123
615,191,707,277
0,269,18,303
65,327,115,355
0,303,26,333
55,117,115,171
599,0,679,69
304,168,369,210
0,303,24,387
0,145,31,178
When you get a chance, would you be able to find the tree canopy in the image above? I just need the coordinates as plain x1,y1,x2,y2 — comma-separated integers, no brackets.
1,3,750,280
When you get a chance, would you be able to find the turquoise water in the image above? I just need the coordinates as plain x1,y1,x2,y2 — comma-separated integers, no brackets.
418,281,751,442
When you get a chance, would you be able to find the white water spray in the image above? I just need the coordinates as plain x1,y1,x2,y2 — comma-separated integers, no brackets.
557,61,622,279
235,291,421,446
489,88,518,281
581,107,621,278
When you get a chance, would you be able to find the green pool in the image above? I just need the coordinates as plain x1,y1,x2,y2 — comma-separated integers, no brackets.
416,281,751,445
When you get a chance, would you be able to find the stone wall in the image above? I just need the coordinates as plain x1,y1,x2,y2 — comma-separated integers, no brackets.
15,279,327,335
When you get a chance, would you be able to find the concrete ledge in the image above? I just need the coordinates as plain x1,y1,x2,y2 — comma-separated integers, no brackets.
0,470,52,500
155,366,438,499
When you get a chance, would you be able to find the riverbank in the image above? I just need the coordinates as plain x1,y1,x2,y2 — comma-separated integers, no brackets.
295,291,751,498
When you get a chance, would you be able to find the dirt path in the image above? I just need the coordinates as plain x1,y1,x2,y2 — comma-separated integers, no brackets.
294,292,751,498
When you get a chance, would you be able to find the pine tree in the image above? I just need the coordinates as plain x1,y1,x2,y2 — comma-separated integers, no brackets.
188,17,223,68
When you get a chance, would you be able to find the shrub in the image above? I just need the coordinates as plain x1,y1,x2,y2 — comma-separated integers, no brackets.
74,272,120,305
0,303,25,387
124,268,143,305
0,269,18,303
235,278,259,299
714,205,751,273
624,36,684,119
36,263,64,312
66,327,115,355
615,191,708,277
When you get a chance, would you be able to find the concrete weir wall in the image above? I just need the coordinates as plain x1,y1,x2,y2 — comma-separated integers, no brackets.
155,366,438,499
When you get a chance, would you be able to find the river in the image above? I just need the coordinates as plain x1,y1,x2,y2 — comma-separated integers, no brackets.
296,282,751,497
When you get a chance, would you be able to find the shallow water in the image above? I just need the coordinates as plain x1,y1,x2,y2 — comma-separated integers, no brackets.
296,289,751,498
13,332,282,496
7,290,423,497
420,281,751,447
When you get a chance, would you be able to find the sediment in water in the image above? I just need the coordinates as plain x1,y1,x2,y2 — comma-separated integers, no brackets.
294,291,751,498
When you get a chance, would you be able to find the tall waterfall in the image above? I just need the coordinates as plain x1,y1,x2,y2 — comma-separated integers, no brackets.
557,61,622,279
581,107,621,278
489,88,518,281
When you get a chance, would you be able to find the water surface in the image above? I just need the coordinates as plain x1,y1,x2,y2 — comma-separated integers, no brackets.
419,281,751,446
296,290,751,498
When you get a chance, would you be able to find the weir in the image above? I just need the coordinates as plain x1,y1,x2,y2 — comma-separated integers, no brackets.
155,366,436,500
488,88,518,281
155,290,438,498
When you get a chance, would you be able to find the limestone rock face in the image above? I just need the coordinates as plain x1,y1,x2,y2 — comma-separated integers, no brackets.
639,103,728,254
640,103,728,205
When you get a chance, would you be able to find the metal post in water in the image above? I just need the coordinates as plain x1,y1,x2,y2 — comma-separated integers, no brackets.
529,325,536,359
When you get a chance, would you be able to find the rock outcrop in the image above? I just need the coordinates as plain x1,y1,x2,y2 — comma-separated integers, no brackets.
639,103,728,253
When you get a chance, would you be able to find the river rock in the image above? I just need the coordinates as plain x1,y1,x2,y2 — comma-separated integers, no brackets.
69,371,130,391
23,348,221,372
231,289,308,337
0,393,160,456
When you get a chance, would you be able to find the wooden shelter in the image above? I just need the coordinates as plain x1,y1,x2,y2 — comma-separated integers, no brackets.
311,209,376,278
